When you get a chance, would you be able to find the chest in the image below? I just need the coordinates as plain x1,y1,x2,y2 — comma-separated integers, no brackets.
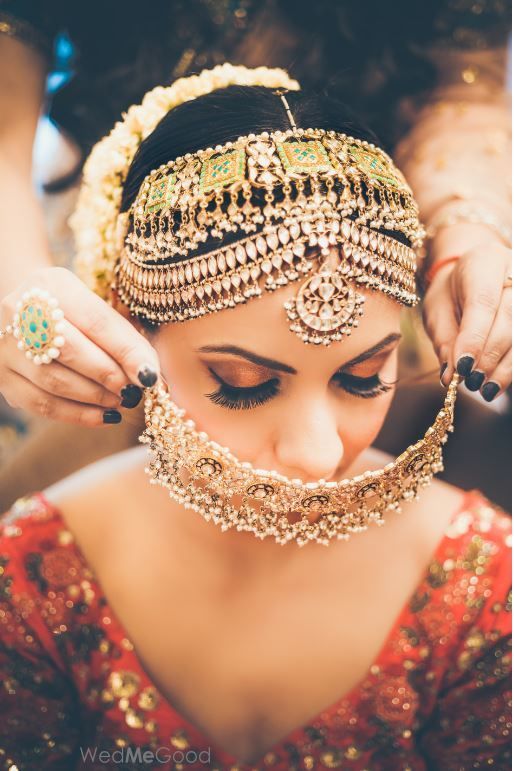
95,537,424,764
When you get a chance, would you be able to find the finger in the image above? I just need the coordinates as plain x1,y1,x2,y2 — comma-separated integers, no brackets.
48,319,132,396
1,269,159,388
468,288,512,390
480,348,512,402
451,256,505,378
422,280,459,385
1,369,116,427
4,337,121,409
60,275,160,386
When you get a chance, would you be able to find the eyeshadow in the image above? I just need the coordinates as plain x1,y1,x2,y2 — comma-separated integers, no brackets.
206,361,275,388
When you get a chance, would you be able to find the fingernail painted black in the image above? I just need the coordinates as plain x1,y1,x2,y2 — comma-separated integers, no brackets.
103,409,122,424
456,355,474,377
481,381,500,402
465,370,485,392
138,366,158,388
120,384,143,408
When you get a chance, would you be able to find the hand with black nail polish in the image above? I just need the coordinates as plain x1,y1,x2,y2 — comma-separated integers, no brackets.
120,384,143,408
421,241,511,398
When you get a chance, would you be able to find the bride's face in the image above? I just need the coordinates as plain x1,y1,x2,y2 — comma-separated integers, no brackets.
151,267,402,483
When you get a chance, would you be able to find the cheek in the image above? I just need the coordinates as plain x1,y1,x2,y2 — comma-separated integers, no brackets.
339,388,396,470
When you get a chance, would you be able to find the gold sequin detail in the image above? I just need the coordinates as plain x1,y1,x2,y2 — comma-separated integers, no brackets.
108,670,140,698
125,707,144,729
138,686,159,711
320,747,344,767
170,729,190,750
57,529,74,546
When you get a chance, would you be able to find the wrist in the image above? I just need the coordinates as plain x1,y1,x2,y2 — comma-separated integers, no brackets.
422,221,508,272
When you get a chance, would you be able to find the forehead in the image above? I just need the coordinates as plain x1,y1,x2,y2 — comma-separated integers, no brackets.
156,280,402,371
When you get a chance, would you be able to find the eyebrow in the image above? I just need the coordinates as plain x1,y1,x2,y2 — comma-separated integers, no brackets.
342,333,401,368
196,333,401,374
196,344,297,374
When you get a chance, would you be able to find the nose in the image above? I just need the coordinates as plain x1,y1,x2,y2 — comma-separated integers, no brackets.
274,399,344,482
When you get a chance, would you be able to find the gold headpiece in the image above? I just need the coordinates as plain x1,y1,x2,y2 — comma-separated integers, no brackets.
71,63,424,345
117,128,423,344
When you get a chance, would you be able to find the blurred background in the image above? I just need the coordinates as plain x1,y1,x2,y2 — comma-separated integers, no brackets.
0,0,511,511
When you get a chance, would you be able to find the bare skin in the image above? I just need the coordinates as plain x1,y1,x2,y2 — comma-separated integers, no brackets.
45,283,465,765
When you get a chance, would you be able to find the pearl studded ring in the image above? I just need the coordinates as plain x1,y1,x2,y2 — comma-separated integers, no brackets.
7,288,66,365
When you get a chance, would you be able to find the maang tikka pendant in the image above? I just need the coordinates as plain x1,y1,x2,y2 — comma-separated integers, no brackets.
284,255,365,345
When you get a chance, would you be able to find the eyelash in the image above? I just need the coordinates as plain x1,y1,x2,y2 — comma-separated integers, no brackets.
331,372,394,399
206,369,393,410
206,371,281,410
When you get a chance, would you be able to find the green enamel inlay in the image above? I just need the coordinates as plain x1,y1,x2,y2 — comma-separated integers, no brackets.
18,299,53,354
145,173,177,215
277,140,333,174
347,144,400,188
199,149,246,193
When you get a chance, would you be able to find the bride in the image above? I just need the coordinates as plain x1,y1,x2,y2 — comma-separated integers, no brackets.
0,66,510,770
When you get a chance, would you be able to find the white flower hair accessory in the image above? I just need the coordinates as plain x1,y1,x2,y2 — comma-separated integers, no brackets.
70,63,300,299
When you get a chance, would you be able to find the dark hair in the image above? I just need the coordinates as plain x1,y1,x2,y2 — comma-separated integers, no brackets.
121,85,379,212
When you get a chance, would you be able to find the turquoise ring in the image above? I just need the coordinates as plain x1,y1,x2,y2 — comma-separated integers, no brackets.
11,288,66,365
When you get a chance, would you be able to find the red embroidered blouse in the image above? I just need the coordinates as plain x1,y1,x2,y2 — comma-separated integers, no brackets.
0,491,511,771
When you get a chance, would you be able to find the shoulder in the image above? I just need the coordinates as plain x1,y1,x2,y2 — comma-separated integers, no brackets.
43,445,147,524
43,444,147,508
41,446,148,567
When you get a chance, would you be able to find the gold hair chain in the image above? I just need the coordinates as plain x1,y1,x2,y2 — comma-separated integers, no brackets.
274,88,298,130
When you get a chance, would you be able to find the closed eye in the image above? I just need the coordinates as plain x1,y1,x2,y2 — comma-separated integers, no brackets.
205,368,281,410
332,371,395,398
